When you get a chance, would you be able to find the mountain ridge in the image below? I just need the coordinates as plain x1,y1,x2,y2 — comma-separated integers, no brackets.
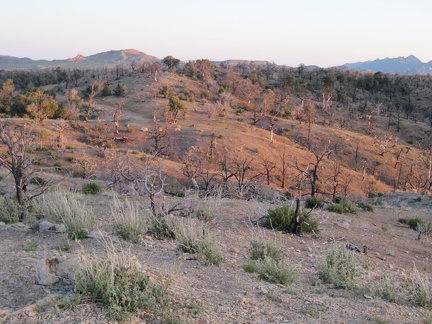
339,55,432,75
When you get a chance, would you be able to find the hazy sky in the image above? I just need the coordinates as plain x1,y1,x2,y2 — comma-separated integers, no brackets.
2,0,431,67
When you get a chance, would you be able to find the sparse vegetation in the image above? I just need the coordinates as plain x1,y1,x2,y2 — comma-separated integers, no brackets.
326,198,357,214
0,196,23,223
264,205,320,234
318,246,357,289
305,197,324,209
82,183,102,195
74,243,183,322
36,190,96,240
176,219,224,266
110,196,147,243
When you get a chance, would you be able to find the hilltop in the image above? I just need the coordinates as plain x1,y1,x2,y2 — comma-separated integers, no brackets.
0,57,432,322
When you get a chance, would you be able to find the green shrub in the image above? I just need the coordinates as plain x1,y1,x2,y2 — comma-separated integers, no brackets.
357,201,374,212
148,213,176,239
36,191,96,240
256,257,297,285
30,176,47,186
249,239,284,262
0,196,23,224
305,197,324,209
326,198,356,214
110,197,147,244
74,246,176,321
264,205,320,234
242,260,258,273
398,217,423,230
82,183,102,195
318,246,357,289
405,267,432,308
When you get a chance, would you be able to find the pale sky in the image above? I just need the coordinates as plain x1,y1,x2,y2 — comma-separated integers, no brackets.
2,0,431,67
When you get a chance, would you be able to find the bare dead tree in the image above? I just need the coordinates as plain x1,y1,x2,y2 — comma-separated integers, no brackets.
73,154,96,179
112,100,124,134
260,155,276,186
0,122,56,211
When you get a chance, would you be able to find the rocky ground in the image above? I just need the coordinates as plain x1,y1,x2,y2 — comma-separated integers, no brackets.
0,193,431,323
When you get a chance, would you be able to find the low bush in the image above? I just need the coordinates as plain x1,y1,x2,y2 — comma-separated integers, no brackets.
318,246,357,289
357,201,374,212
29,176,47,186
82,183,102,195
264,205,320,234
326,198,356,214
305,197,324,209
249,239,284,262
148,213,177,240
256,257,297,285
0,196,23,224
398,217,423,230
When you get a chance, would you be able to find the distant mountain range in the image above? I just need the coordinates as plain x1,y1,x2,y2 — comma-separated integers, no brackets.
0,49,159,70
1,49,432,75
339,55,432,75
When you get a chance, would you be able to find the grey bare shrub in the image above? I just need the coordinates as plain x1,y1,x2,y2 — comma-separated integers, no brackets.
36,190,96,239
318,246,357,289
110,195,148,243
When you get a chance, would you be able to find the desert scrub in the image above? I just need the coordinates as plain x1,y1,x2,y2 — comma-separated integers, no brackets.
405,267,432,309
249,237,284,262
0,196,23,223
176,219,224,266
264,205,320,234
36,190,96,239
74,244,180,322
357,201,374,212
398,217,424,230
318,246,357,289
110,196,148,243
305,197,324,209
256,257,297,285
326,197,357,214
147,213,177,239
82,182,102,195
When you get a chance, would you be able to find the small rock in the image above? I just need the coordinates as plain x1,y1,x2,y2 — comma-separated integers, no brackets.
54,224,66,233
229,247,241,254
36,259,59,285
38,220,54,232
86,229,108,239
307,247,313,253
364,294,373,299
0,221,6,227
57,257,80,280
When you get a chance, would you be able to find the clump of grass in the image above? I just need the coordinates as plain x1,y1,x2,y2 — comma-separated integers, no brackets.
82,183,102,195
110,196,147,243
36,190,96,240
305,197,324,209
326,197,357,214
405,266,432,309
0,196,23,224
21,241,38,251
264,205,320,234
74,243,179,321
317,246,357,289
176,219,224,266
